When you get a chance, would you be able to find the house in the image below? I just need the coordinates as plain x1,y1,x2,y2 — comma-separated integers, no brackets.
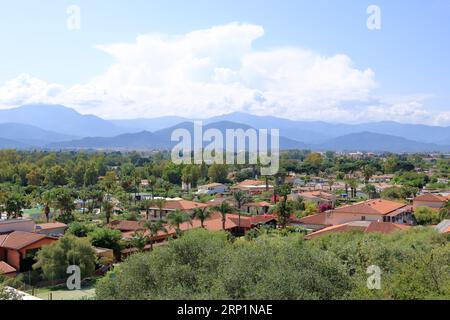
413,193,449,209
196,183,229,195
305,221,411,239
0,231,57,272
146,199,208,220
35,222,67,237
242,201,273,215
327,199,413,225
290,191,336,208
435,220,450,234
0,219,35,233
231,179,273,195
294,199,413,228
109,220,145,233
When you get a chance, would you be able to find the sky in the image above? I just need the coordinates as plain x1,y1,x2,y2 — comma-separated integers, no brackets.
0,0,449,125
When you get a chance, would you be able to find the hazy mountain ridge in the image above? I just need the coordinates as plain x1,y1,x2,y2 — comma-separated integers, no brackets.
1,104,449,152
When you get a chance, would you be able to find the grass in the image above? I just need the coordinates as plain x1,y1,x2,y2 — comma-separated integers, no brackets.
27,278,97,300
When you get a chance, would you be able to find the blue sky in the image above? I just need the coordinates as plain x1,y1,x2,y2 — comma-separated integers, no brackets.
0,0,449,124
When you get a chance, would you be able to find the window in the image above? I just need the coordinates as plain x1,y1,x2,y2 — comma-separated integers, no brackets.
361,216,366,221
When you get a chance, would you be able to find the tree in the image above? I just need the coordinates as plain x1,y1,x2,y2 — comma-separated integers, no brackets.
88,228,122,256
362,165,376,184
192,207,212,228
167,210,192,236
41,190,53,222
414,207,441,225
272,184,292,228
145,220,167,250
208,163,228,183
130,231,147,252
213,202,233,230
439,200,450,221
52,188,76,223
33,235,96,281
151,198,166,220
233,190,251,233
141,199,153,220
102,200,114,224
4,192,27,219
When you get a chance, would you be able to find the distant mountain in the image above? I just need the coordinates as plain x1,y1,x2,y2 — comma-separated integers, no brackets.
0,123,76,147
0,137,31,149
204,112,450,144
110,116,188,133
47,121,307,150
0,104,124,137
314,132,448,153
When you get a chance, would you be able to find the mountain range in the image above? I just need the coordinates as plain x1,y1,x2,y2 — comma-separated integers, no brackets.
0,104,449,153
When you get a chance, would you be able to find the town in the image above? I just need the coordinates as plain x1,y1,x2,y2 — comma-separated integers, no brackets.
0,149,449,300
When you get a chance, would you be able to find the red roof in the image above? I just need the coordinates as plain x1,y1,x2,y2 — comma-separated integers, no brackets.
36,222,67,231
0,261,16,274
155,200,208,211
0,231,48,250
414,194,449,202
332,199,407,216
109,220,144,232
296,212,330,225
305,221,410,239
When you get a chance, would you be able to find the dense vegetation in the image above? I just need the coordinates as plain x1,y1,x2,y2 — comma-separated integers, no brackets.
95,228,450,300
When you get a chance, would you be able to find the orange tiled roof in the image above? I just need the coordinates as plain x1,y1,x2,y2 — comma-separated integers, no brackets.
305,221,410,239
296,212,330,225
0,231,48,250
332,199,407,216
157,200,208,211
0,261,16,274
414,194,449,202
236,179,267,186
109,220,144,232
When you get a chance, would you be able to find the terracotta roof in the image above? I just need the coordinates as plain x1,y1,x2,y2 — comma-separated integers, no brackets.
364,222,410,233
414,194,449,202
0,231,48,250
245,201,272,207
153,200,208,211
332,199,407,216
305,221,410,239
236,179,267,186
109,220,144,232
296,212,330,225
0,261,16,274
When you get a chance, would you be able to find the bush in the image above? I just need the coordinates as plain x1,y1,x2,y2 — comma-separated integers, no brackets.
414,206,441,225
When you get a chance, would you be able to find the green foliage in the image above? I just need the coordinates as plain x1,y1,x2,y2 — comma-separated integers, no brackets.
414,206,441,225
88,228,122,253
33,235,96,281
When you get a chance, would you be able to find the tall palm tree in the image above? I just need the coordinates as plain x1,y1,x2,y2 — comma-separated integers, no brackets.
213,202,233,230
145,220,167,250
41,190,53,222
152,198,167,219
141,199,153,220
130,231,147,252
167,209,192,236
233,190,251,234
193,207,211,228
102,200,114,224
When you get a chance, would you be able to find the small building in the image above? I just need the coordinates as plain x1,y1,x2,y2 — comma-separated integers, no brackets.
0,231,57,272
231,179,273,195
197,183,229,195
290,191,336,208
413,193,449,209
35,222,68,237
147,199,208,220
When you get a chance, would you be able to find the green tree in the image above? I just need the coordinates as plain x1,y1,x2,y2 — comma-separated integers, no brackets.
102,200,114,224
414,206,440,225
145,220,167,250
192,207,212,228
33,235,96,281
167,209,192,236
212,202,233,230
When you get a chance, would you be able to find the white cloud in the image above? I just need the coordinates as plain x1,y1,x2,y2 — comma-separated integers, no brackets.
0,22,446,125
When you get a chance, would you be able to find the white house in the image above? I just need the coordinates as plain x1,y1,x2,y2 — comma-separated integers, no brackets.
196,183,229,195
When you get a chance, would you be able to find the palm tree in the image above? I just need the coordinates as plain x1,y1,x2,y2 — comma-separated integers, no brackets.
102,200,114,224
233,190,250,234
130,231,147,252
41,190,53,222
193,207,211,228
439,200,450,221
141,199,153,220
145,220,167,250
213,202,233,230
152,198,167,219
167,209,192,236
